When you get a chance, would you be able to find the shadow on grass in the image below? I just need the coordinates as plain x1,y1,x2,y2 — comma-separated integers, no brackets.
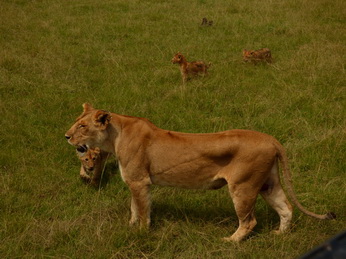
151,200,233,226
150,195,281,236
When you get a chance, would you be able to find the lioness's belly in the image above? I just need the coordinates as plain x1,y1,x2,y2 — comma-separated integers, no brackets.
148,154,230,189
149,169,227,190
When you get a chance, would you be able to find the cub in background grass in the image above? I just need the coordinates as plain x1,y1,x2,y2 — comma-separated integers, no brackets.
201,17,213,26
76,147,108,187
243,48,273,64
171,52,211,84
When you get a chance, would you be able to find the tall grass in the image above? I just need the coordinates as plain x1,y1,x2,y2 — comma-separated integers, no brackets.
0,0,345,258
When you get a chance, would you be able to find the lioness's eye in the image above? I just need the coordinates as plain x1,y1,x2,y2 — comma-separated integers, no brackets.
78,124,86,129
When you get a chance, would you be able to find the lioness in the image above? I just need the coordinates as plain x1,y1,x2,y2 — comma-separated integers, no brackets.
65,104,335,241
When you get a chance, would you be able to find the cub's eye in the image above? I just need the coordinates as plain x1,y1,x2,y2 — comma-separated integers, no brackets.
93,157,96,161
85,158,89,161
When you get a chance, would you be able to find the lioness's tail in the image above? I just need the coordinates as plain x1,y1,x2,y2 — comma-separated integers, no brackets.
273,140,336,220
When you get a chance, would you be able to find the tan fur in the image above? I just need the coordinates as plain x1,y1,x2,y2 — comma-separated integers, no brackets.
243,48,273,64
76,147,108,187
171,52,210,84
65,103,335,241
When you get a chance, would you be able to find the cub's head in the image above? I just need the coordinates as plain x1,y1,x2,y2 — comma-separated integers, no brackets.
242,49,254,59
65,103,111,150
171,52,185,64
77,147,101,172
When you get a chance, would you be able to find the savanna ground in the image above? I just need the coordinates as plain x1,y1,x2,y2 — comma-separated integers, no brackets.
0,0,345,258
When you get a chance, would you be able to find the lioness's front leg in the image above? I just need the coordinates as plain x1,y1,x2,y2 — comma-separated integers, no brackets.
128,182,151,229
129,196,139,225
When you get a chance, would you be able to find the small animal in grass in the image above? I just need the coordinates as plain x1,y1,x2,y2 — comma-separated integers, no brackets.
76,146,106,186
171,52,211,84
201,17,213,26
243,48,273,64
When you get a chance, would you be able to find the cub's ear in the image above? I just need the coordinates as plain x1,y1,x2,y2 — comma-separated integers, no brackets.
94,147,101,154
83,103,94,113
93,110,111,130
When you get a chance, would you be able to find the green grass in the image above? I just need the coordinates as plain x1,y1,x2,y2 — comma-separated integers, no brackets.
1,0,345,258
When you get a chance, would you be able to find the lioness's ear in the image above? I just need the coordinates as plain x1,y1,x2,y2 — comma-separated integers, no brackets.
83,103,94,113
93,110,111,130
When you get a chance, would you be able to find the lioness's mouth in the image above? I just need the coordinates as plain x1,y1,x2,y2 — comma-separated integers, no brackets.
76,145,88,153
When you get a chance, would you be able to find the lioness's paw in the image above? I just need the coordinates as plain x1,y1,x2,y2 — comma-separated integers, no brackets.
129,219,138,226
222,236,241,242
271,230,282,235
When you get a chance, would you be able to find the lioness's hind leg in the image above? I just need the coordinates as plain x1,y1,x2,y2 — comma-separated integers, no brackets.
260,162,293,234
223,184,258,242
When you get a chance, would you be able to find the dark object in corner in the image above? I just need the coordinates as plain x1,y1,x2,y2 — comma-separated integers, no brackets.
299,231,346,259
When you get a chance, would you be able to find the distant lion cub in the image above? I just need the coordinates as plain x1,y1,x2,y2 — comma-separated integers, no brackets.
171,52,211,83
243,48,272,64
77,147,106,186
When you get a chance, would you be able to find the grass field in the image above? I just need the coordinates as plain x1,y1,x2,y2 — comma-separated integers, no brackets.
1,0,345,258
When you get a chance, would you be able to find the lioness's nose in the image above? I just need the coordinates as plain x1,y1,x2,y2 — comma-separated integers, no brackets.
65,135,71,140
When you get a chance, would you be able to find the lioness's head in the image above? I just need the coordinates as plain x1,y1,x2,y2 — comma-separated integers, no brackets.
65,103,111,150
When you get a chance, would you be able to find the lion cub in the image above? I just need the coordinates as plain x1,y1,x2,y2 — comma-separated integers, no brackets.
77,147,104,186
243,48,272,64
171,52,211,84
